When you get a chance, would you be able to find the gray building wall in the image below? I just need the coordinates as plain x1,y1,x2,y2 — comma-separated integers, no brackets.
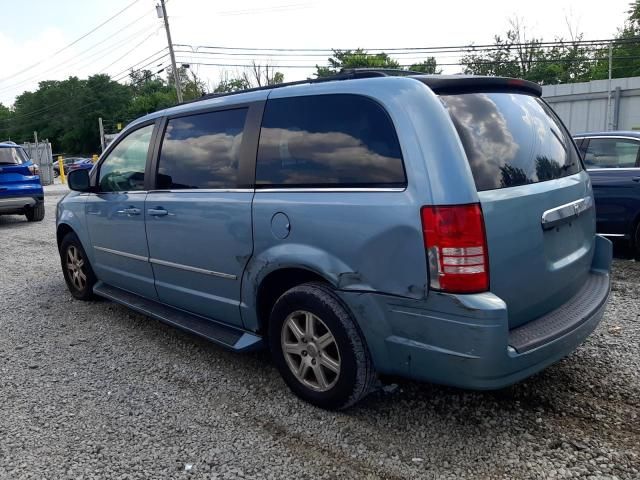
542,76,640,134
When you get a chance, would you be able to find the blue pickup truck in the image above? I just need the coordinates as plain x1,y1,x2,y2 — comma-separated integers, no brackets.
574,132,640,257
0,142,45,222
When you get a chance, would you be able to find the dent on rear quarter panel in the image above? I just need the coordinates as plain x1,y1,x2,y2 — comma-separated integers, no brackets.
240,78,481,332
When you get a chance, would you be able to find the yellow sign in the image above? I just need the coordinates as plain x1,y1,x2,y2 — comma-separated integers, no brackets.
117,123,122,131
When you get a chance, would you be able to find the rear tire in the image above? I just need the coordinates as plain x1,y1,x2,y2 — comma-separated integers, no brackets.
268,282,376,410
25,202,45,222
60,232,97,300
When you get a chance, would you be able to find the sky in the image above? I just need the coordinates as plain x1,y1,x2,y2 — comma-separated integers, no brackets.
0,0,633,106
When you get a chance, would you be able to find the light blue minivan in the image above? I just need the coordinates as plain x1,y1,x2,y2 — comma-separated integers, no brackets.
57,71,612,409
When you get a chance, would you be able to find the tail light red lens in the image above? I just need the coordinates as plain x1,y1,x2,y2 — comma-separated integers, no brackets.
420,203,489,294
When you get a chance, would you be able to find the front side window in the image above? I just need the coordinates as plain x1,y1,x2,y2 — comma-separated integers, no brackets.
583,138,640,169
256,94,406,188
156,108,247,189
99,124,154,192
0,147,28,165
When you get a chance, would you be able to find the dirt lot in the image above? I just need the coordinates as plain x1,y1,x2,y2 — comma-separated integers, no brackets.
0,185,638,479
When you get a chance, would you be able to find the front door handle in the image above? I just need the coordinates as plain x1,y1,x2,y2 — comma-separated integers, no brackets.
117,207,141,216
148,208,168,217
632,176,640,183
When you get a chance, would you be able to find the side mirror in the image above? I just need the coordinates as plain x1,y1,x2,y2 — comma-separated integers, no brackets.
67,169,92,192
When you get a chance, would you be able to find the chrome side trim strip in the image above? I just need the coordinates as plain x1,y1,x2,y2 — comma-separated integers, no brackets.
149,257,237,280
541,196,593,230
574,135,640,143
94,246,149,262
147,189,254,193
255,187,406,193
586,167,640,172
599,233,626,237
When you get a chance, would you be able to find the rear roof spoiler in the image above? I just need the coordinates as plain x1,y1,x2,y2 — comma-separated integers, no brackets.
412,75,543,97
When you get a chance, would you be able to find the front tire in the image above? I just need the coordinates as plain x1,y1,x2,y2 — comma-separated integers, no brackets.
25,202,45,222
60,232,97,300
268,282,376,410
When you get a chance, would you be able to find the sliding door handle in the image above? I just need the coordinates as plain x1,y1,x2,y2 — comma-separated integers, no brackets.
148,208,168,217
116,207,141,216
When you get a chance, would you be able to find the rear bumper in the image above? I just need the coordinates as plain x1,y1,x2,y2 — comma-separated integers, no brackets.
339,235,613,390
0,195,44,213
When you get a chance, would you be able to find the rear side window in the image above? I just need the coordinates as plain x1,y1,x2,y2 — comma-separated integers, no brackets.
256,94,406,188
583,138,640,169
440,93,581,191
0,147,28,165
157,108,247,189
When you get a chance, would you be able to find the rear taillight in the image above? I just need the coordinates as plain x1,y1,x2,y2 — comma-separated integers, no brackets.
420,203,489,294
28,164,40,175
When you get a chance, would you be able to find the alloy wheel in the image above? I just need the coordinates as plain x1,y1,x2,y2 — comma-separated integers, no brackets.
280,310,341,392
66,245,87,291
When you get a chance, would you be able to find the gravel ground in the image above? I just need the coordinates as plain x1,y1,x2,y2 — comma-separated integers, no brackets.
0,184,638,480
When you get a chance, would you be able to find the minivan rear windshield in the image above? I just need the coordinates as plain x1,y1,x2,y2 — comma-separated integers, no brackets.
440,93,581,191
0,147,28,165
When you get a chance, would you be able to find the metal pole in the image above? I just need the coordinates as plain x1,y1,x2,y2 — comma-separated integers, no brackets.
98,117,106,152
159,0,183,103
607,43,613,131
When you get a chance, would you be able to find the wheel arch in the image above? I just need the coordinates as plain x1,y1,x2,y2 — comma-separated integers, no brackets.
56,222,76,251
253,266,333,336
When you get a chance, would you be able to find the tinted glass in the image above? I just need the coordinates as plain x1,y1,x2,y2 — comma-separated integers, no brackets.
440,93,581,191
157,108,247,189
0,147,28,165
256,94,406,188
583,138,640,169
99,124,153,192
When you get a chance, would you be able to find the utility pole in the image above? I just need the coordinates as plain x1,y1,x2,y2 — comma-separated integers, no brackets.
158,0,183,103
98,117,105,152
606,43,613,131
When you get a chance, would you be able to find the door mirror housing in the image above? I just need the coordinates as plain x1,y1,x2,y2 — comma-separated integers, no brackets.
67,169,92,192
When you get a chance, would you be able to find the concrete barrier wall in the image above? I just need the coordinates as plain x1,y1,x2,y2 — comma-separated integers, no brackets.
542,76,640,134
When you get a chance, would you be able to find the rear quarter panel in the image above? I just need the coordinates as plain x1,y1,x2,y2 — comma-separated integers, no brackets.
240,77,479,331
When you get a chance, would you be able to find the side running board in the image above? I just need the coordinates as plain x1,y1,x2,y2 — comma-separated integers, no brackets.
93,282,263,352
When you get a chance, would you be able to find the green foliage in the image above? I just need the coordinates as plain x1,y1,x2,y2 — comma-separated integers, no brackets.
409,58,441,74
214,77,251,93
461,21,595,84
316,49,403,77
589,1,640,80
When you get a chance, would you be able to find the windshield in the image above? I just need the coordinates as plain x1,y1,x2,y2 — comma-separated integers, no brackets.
0,147,29,165
440,92,581,191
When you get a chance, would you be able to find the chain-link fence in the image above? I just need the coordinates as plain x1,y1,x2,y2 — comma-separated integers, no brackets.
21,141,54,186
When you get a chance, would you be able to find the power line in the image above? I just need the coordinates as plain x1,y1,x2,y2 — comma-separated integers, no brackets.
111,48,169,81
0,63,170,131
97,29,162,74
0,0,143,84
173,36,640,55
0,22,160,95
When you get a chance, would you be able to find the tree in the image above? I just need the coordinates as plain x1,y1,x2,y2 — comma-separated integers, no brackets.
212,63,284,93
316,49,402,77
0,104,12,140
461,18,596,84
409,58,441,74
590,1,640,79
315,49,441,77
243,61,285,87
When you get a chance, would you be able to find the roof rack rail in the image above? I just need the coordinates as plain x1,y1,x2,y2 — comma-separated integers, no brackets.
179,68,416,105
